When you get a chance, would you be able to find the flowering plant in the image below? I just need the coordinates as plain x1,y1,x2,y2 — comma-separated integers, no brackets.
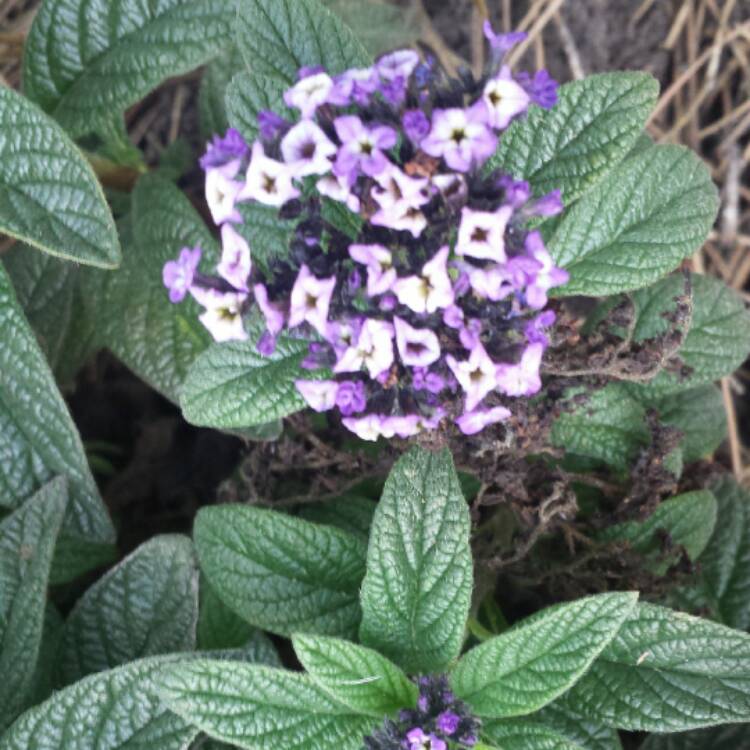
2,0,750,748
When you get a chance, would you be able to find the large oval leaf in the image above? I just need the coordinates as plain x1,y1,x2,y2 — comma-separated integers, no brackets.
0,87,119,267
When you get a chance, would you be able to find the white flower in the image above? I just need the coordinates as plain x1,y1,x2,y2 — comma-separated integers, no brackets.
393,247,454,314
482,66,530,129
284,72,334,117
205,167,243,224
455,206,512,262
280,120,337,176
190,287,248,343
238,142,300,207
334,319,394,377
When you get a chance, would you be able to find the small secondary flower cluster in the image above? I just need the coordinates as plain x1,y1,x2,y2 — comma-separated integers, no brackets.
163,23,568,440
364,675,481,749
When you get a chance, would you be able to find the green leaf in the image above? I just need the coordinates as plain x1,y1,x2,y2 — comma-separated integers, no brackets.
159,660,376,750
100,176,218,402
198,575,258,652
537,703,623,750
640,724,750,750
561,602,750,731
629,274,750,396
195,505,367,638
487,72,659,204
226,72,291,145
451,593,639,719
180,336,324,429
628,273,692,343
0,263,115,582
199,46,245,138
482,720,585,749
235,0,370,84
3,246,99,384
0,87,119,268
599,491,717,574
0,478,68,730
292,634,417,717
27,604,65,708
23,0,234,138
298,495,377,542
2,656,198,749
59,535,199,685
548,145,718,297
634,385,726,463
695,477,750,630
235,202,294,273
550,384,649,469
359,447,473,674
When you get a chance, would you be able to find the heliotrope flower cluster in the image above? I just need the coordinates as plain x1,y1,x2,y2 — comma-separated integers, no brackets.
163,23,568,440
364,675,481,749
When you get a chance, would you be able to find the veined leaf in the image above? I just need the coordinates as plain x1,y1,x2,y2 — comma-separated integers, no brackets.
359,447,473,674
0,87,119,267
59,535,199,685
537,702,623,750
198,575,259,652
640,724,750,750
482,720,586,750
235,0,370,84
159,660,376,750
0,263,115,582
561,603,750,731
23,0,234,138
199,46,245,138
195,505,367,638
2,656,198,749
549,145,718,297
0,478,68,730
451,593,639,718
293,634,417,717
226,72,291,145
298,495,376,543
488,72,658,204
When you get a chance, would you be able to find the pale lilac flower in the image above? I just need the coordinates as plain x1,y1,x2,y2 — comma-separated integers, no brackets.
447,342,498,411
524,231,569,308
495,342,544,396
295,380,338,412
280,120,337,176
288,264,336,336
406,728,447,750
239,142,301,207
372,165,430,211
455,206,513,261
525,310,556,346
329,67,379,106
443,304,464,329
341,413,387,441
469,265,515,301
325,317,363,358
393,246,454,314
394,317,441,367
335,380,367,416
436,711,461,735
432,173,468,206
334,115,397,178
253,283,284,336
382,414,421,439
459,318,482,350
482,66,531,129
217,224,251,291
190,287,248,343
376,49,420,81
497,174,532,207
421,104,497,172
200,128,249,170
456,405,512,435
334,318,394,378
532,189,564,217
372,204,428,238
205,167,243,224
349,244,396,296
163,246,201,303
316,172,360,212
284,72,334,117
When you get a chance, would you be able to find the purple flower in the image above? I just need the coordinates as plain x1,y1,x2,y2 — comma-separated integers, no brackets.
394,317,441,367
522,69,559,109
217,224,251,291
393,246,454,314
403,109,431,144
468,265,515,302
483,21,527,55
405,728,447,750
257,331,276,356
163,246,201,303
200,128,249,170
456,206,513,262
253,283,285,336
413,368,446,394
421,104,497,172
349,243,396,296
205,166,243,224
284,72,334,117
456,406,512,435
334,115,397,178
280,120,337,176
190,287,248,343
295,380,338,412
334,318,394,377
257,110,289,141
481,66,530,129
436,711,461,736
495,342,544,396
443,305,464,329
447,342,498,411
288,264,336,336
523,231,569,308
329,67,379,106
525,309,556,346
497,174,532,207
239,142,300,207
335,380,367,416
532,189,564,217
